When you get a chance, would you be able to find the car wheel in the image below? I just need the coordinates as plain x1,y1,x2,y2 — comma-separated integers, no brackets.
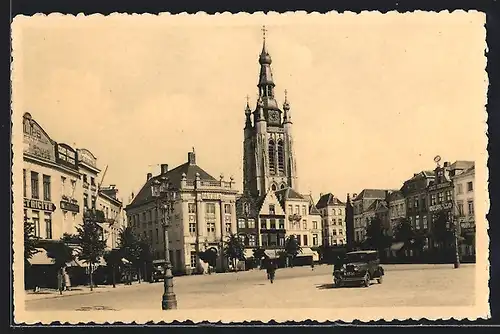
334,278,342,288
377,276,383,284
363,273,370,287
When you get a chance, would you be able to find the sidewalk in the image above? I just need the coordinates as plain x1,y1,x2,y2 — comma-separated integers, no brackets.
24,282,143,301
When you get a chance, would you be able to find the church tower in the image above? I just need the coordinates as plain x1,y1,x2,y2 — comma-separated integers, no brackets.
243,26,299,197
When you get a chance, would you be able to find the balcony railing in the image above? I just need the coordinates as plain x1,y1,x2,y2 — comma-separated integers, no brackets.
83,209,106,223
288,214,302,222
183,180,233,189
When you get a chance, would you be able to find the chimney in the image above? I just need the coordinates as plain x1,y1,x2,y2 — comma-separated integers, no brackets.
160,164,169,174
147,173,152,181
319,192,324,198
188,151,196,165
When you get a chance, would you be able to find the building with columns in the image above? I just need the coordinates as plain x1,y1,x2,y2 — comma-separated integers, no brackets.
125,150,239,274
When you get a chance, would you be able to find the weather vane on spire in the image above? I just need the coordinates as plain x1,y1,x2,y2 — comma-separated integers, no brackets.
284,89,288,101
262,25,267,41
246,94,250,104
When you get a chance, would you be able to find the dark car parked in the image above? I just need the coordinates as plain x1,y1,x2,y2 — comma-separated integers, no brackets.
152,260,166,282
333,250,384,288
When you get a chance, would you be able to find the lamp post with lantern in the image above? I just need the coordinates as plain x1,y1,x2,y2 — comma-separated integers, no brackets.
151,176,178,310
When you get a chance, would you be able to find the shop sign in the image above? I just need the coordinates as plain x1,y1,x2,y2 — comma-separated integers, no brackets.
428,182,451,192
60,200,80,213
201,192,221,200
77,148,97,168
429,202,453,212
24,198,56,212
23,118,56,162
56,143,77,168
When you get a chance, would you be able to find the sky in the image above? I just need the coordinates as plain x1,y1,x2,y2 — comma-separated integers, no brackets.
12,12,487,205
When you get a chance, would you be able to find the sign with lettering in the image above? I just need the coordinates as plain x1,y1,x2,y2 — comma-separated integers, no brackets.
24,198,56,212
56,143,77,168
428,182,451,192
429,202,453,212
23,115,56,162
77,148,97,168
60,200,80,213
201,192,221,200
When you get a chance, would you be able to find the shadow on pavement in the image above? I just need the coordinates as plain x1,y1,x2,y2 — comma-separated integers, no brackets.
315,283,335,290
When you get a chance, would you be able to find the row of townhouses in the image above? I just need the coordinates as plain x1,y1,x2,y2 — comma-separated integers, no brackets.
23,112,127,268
347,159,476,257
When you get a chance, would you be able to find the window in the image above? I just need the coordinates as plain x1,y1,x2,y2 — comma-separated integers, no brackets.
438,192,444,203
248,219,255,228
338,218,343,225
430,194,436,206
224,204,231,214
190,252,197,268
188,203,196,213
294,205,299,214
457,202,464,216
468,200,474,215
287,205,292,214
30,172,39,199
189,222,196,234
238,219,246,229
302,206,307,216
414,197,419,208
32,211,40,237
277,140,285,174
415,215,420,230
207,220,215,233
303,221,307,230
71,180,76,194
270,234,277,246
445,190,452,202
83,174,88,184
268,140,276,175
407,199,412,209
279,236,285,246
332,209,336,215
271,184,277,191
156,229,159,243
467,182,473,192
270,219,276,229
225,223,231,233
296,235,301,246
205,203,216,215
303,235,308,246
44,213,52,239
249,234,256,247
313,234,318,246
409,216,414,228
312,221,318,229
332,229,337,236
261,233,268,247
457,183,463,194
83,193,89,209
423,215,428,229
90,177,96,186
23,169,27,197
261,219,268,229
338,209,342,216
269,204,275,215
339,229,343,235
332,218,337,225
278,219,285,229
420,197,426,209
91,196,96,209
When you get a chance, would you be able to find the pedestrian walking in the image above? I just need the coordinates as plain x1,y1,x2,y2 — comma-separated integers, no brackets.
311,259,315,271
266,259,277,284
63,267,71,291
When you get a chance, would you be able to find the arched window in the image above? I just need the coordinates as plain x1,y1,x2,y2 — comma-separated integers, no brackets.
280,183,286,190
332,209,336,215
268,140,276,175
271,184,277,191
277,140,285,174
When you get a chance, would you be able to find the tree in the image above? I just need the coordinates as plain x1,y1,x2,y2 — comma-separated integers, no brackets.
284,235,302,267
74,219,107,291
103,248,122,288
117,226,141,283
364,216,391,255
137,237,154,282
223,233,245,271
44,238,75,294
24,214,40,262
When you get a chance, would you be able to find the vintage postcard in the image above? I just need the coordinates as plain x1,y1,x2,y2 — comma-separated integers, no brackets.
11,11,489,323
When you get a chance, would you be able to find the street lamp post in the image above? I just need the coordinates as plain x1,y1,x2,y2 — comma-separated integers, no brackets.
151,177,178,310
449,182,461,269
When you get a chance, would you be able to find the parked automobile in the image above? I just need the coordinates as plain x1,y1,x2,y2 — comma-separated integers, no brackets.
333,250,384,288
152,260,166,282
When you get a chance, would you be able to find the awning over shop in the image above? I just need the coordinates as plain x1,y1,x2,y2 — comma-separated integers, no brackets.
264,250,280,259
28,248,53,265
297,248,319,261
390,242,405,251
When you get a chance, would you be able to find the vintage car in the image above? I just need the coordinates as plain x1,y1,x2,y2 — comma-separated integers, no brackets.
152,260,166,282
333,250,384,287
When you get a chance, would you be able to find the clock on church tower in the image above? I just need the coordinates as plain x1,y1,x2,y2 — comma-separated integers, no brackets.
268,110,280,125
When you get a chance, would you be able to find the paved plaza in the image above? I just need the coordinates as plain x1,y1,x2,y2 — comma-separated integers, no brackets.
24,264,475,311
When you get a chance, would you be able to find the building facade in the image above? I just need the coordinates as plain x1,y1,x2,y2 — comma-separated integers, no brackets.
125,150,239,274
315,193,346,246
23,112,84,241
451,162,475,256
387,190,406,235
352,189,392,243
97,185,125,250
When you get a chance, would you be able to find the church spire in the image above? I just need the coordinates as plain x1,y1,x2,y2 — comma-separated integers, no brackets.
283,89,292,124
258,25,275,99
244,95,252,129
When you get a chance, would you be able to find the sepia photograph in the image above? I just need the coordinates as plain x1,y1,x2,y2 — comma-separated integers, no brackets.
11,11,489,323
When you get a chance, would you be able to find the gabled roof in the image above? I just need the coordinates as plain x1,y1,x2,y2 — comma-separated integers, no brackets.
353,189,389,201
274,187,305,201
127,161,216,209
387,190,404,202
316,193,346,209
366,199,388,213
309,205,321,216
405,170,435,183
